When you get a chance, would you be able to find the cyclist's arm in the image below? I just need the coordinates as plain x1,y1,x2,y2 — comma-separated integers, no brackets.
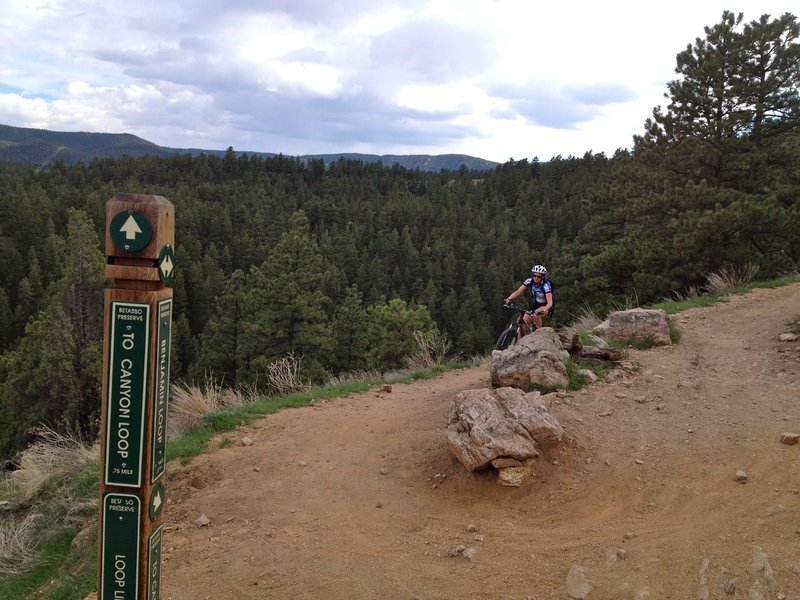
505,284,528,303
535,291,554,315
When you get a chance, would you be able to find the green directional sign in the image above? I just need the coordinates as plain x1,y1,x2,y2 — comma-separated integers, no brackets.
110,209,153,252
148,525,163,600
105,301,150,487
158,244,175,287
151,298,172,482
149,480,165,522
101,492,141,600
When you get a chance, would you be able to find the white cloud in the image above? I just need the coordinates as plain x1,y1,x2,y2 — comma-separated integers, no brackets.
0,0,796,162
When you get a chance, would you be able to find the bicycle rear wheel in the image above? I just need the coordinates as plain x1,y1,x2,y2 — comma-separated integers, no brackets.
495,326,517,350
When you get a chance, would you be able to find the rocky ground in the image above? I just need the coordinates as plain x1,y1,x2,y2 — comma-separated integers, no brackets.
160,283,800,600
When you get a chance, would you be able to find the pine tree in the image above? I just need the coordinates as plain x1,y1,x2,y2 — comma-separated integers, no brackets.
330,285,369,372
196,270,249,383
366,298,435,370
243,211,332,382
0,209,106,456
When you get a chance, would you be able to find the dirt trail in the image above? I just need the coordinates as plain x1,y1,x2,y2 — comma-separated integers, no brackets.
161,284,800,600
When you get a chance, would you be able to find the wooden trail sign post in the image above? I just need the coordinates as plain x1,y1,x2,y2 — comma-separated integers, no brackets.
98,194,175,600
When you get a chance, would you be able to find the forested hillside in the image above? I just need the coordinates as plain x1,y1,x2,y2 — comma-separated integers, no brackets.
0,123,499,172
0,11,798,459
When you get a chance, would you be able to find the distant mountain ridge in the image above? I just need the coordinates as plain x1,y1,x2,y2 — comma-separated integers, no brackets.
0,124,499,172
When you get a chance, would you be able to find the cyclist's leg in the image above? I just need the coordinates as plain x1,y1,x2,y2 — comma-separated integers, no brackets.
520,311,536,337
529,304,543,330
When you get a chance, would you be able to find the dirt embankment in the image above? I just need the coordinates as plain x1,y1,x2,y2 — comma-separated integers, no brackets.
161,283,800,600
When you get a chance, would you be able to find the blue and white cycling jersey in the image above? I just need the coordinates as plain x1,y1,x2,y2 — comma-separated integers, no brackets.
523,278,552,308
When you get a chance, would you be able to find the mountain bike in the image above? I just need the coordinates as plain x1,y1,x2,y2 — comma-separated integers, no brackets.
494,302,536,350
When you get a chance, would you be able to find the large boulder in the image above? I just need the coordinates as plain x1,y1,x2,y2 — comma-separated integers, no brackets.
490,327,569,389
601,308,671,346
446,387,564,472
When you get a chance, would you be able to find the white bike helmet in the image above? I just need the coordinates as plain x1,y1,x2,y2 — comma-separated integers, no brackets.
531,264,548,276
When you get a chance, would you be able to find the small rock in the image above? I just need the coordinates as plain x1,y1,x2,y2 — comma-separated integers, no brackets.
241,437,253,446
750,547,774,584
252,466,261,472
634,458,644,465
195,514,210,527
497,466,526,486
466,523,479,533
380,384,392,393
722,578,736,595
623,532,636,540
462,548,476,561
605,547,626,566
448,544,466,557
491,457,524,469
778,333,798,342
780,432,799,445
565,564,590,599
735,469,748,483
375,502,383,508
380,467,389,475
473,534,485,542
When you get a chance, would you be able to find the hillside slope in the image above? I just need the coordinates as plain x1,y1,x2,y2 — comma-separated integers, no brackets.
160,283,800,599
0,123,499,171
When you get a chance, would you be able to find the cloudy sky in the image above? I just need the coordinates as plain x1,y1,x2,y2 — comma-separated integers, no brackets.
1,1,795,163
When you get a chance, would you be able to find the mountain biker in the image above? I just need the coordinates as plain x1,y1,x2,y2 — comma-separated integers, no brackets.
504,264,554,334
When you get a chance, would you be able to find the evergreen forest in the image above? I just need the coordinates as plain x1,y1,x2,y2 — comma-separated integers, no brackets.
1,11,799,459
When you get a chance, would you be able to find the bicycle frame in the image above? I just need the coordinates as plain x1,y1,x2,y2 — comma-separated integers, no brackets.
495,302,536,350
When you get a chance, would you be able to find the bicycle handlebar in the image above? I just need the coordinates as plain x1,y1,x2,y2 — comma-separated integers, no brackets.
503,301,533,315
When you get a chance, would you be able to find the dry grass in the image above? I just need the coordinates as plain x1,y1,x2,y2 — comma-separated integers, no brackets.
609,290,641,312
405,329,452,369
570,303,604,331
7,425,98,502
0,513,41,575
705,262,759,295
324,368,382,387
263,352,311,396
169,374,261,436
169,355,315,437
561,303,604,341
662,284,703,303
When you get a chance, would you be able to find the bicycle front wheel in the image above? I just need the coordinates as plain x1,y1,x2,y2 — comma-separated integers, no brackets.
495,326,517,350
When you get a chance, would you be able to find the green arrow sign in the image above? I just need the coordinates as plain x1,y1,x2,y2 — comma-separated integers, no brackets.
105,301,150,487
149,480,165,522
158,244,175,287
101,492,141,600
110,210,153,252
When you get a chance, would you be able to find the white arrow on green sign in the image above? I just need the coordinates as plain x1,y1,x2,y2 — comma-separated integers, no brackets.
110,210,153,252
158,245,175,287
